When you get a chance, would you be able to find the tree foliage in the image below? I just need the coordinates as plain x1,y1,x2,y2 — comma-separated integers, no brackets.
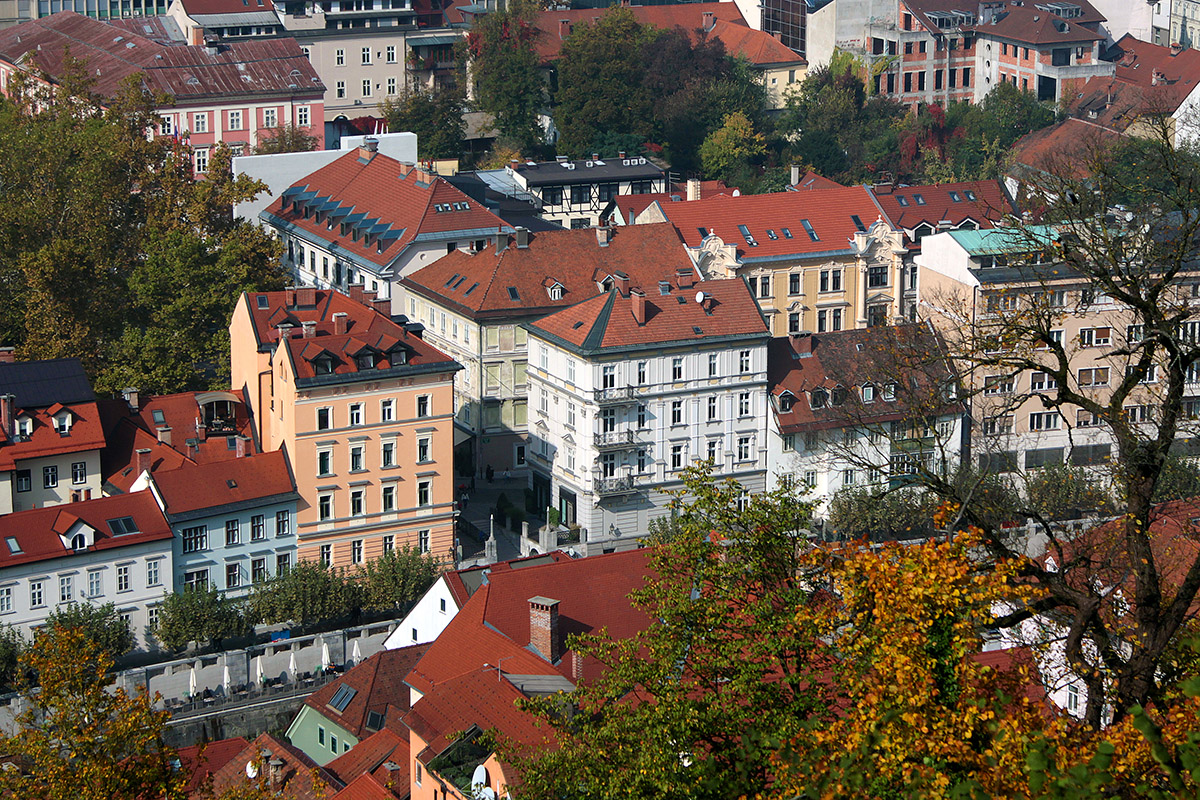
248,560,365,628
827,485,940,541
45,602,133,662
361,545,440,613
252,122,318,155
698,111,765,182
155,585,248,652
0,625,185,800
466,0,545,154
379,85,466,159
0,625,23,692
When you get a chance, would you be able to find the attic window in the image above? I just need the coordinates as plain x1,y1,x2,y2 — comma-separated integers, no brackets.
328,685,358,712
256,295,269,309
948,191,961,202
896,196,909,207
365,710,385,731
831,386,848,406
14,417,30,438
781,227,793,239
779,392,794,412
850,215,866,232
913,194,926,205
862,383,876,403
464,283,479,296
444,274,460,288
71,533,88,551
54,412,73,435
107,516,138,535
698,227,709,237
227,436,238,450
152,409,166,425
964,190,977,201
548,284,563,300
677,296,687,305
810,387,828,409
737,224,758,247
692,326,703,335
5,537,20,555
572,321,584,329
507,287,520,301
767,229,778,240
800,219,819,242
451,276,467,290
227,479,238,489
390,347,408,365
357,352,377,369
314,355,335,375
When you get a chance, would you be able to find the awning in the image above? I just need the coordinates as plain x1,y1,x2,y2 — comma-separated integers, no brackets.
408,34,460,47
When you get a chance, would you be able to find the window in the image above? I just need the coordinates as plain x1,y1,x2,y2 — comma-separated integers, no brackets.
737,436,752,461
419,530,430,554
1077,409,1100,428
1030,371,1058,391
708,353,718,377
381,399,394,422
59,575,73,603
789,312,800,334
297,105,310,127
417,395,430,418
250,514,265,541
320,544,332,566
276,510,290,536
335,47,345,65
317,407,332,430
867,265,889,288
1029,411,1061,431
570,184,590,204
1078,367,1109,387
15,470,29,493
708,395,718,421
252,558,268,583
382,485,395,512
637,361,647,384
276,553,291,575
362,79,372,97
984,375,1015,395
147,560,160,586
861,384,876,403
1080,327,1112,347
336,81,345,98
0,587,10,614
982,415,1014,436
739,350,751,374
160,115,174,135
418,436,431,463
194,148,208,173
387,76,397,95
88,570,102,598
418,480,431,507
228,109,242,130
707,439,719,462
361,45,372,64
351,539,363,564
43,465,58,489
226,563,241,589
738,392,751,416
672,357,684,381
319,494,333,521
817,310,827,333
349,403,363,426
758,276,771,298
263,108,277,128
182,526,207,553
350,445,364,472
789,273,801,295
225,519,240,546
193,112,208,133
30,580,43,608
382,441,395,468
832,309,843,331
671,401,683,425
1127,324,1145,343
330,734,339,753
819,269,842,292
318,450,333,477
115,563,130,592
671,444,684,470
71,461,86,485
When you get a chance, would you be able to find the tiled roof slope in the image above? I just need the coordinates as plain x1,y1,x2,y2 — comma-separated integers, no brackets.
177,737,249,795
400,223,696,320
902,0,1103,37
262,150,509,272
242,289,460,385
207,733,342,800
304,645,430,739
0,12,322,101
151,449,296,517
325,728,408,791
445,551,574,606
1010,117,1123,179
0,401,106,469
332,772,402,800
0,490,171,568
870,180,1012,232
138,391,259,464
769,324,959,434
528,278,768,356
657,185,888,261
975,2,1103,45
0,358,93,408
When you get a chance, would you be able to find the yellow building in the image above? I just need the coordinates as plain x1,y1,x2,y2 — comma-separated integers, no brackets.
230,286,461,567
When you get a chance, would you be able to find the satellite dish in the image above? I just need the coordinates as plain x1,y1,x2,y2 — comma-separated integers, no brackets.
695,291,705,305
471,765,489,795
245,761,259,779
481,789,496,800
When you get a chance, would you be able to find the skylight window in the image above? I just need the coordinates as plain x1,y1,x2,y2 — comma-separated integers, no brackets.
913,194,926,205
800,219,819,242
328,685,358,712
767,229,778,240
698,227,709,237
5,537,21,555
896,196,909,207
464,283,479,296
451,276,467,289
151,409,166,426
737,224,758,246
781,227,793,239
256,295,269,309
850,215,866,232
107,517,138,535
507,287,520,301
948,191,961,202
964,190,977,201
444,273,460,288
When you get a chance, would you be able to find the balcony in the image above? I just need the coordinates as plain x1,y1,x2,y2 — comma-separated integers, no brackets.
594,430,636,450
595,475,636,496
593,386,637,405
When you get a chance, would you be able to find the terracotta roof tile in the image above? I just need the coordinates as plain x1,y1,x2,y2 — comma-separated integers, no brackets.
0,401,106,471
325,727,409,790
151,449,296,516
332,772,403,800
305,645,429,739
207,733,341,800
870,180,1013,247
791,171,843,191
177,736,249,795
1010,117,1123,179
972,2,1103,45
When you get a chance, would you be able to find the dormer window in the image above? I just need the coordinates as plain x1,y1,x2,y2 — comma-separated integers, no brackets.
357,352,377,370
779,392,795,412
389,347,408,366
831,386,848,406
314,355,335,375
861,383,876,403
14,416,31,438
54,412,72,436
71,533,87,551
548,283,564,301
883,382,898,402
810,388,828,409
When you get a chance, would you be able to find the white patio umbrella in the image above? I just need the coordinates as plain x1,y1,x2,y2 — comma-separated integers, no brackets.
287,650,298,682
350,639,362,666
255,655,266,685
320,641,331,672
187,664,198,698
222,664,232,693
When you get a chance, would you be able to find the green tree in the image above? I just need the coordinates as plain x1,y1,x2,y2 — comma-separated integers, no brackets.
1152,452,1200,503
0,625,186,800
827,485,940,541
45,602,133,661
360,546,440,613
509,466,826,798
0,625,23,692
155,585,247,651
379,86,466,159
248,560,364,628
698,111,766,182
466,0,545,153
1022,461,1118,520
553,6,655,157
252,122,319,154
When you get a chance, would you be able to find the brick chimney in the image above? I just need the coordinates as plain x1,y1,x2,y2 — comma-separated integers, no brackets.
529,596,561,662
358,136,378,162
702,9,714,30
285,287,297,308
676,268,695,289
122,387,139,412
136,448,152,476
559,18,570,39
0,394,13,439
372,297,392,317
1171,42,1183,56
297,286,317,307
156,426,172,446
333,312,349,335
791,330,814,356
631,287,646,325
301,320,317,339
349,284,365,305
596,226,614,247
613,271,630,297
0,347,13,363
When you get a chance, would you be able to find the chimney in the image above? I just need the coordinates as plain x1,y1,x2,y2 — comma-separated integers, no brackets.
358,137,378,161
558,18,570,39
790,164,801,186
618,150,626,159
509,158,519,172
297,286,317,307
529,596,561,662
1153,68,1166,86
571,650,584,682
235,436,247,458
631,287,646,325
136,448,152,476
285,287,297,308
121,387,139,412
590,153,599,161
349,284,365,304
676,268,695,289
362,289,377,304
596,226,614,247
1172,42,1184,56
0,347,13,363
791,330,814,356
275,323,294,342
333,312,349,335
702,9,714,30
515,226,530,248
0,394,12,439
196,416,207,441
301,320,317,338
153,425,171,447
268,758,284,788
496,230,509,255
686,177,700,201
372,297,392,317
613,271,630,297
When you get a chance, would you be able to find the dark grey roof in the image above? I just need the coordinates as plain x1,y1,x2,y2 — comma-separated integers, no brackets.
515,156,664,187
0,358,94,409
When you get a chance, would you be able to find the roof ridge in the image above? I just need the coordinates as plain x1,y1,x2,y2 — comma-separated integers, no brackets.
580,289,618,351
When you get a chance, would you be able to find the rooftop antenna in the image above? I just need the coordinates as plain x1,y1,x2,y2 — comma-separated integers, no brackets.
483,656,512,682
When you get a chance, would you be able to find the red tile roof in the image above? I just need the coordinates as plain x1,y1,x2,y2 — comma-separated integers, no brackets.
973,2,1103,45
768,324,959,434
656,185,888,261
207,733,342,800
706,17,806,66
150,449,296,516
614,180,735,223
242,289,459,385
332,772,402,800
870,180,1012,239
325,727,409,791
0,401,106,471
527,278,769,355
533,3,753,62
399,223,696,321
1010,117,1123,179
305,645,430,739
262,150,509,271
0,490,171,568
98,403,194,495
0,12,322,102
901,0,1104,40
1070,35,1200,126
791,171,843,191
444,551,575,607
177,737,249,795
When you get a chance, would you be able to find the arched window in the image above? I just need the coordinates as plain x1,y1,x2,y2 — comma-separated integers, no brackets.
71,533,87,551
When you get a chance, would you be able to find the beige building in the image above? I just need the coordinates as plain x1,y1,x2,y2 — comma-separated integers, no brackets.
640,186,906,336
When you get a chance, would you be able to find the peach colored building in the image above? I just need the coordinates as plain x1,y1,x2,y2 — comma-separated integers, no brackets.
230,286,461,567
